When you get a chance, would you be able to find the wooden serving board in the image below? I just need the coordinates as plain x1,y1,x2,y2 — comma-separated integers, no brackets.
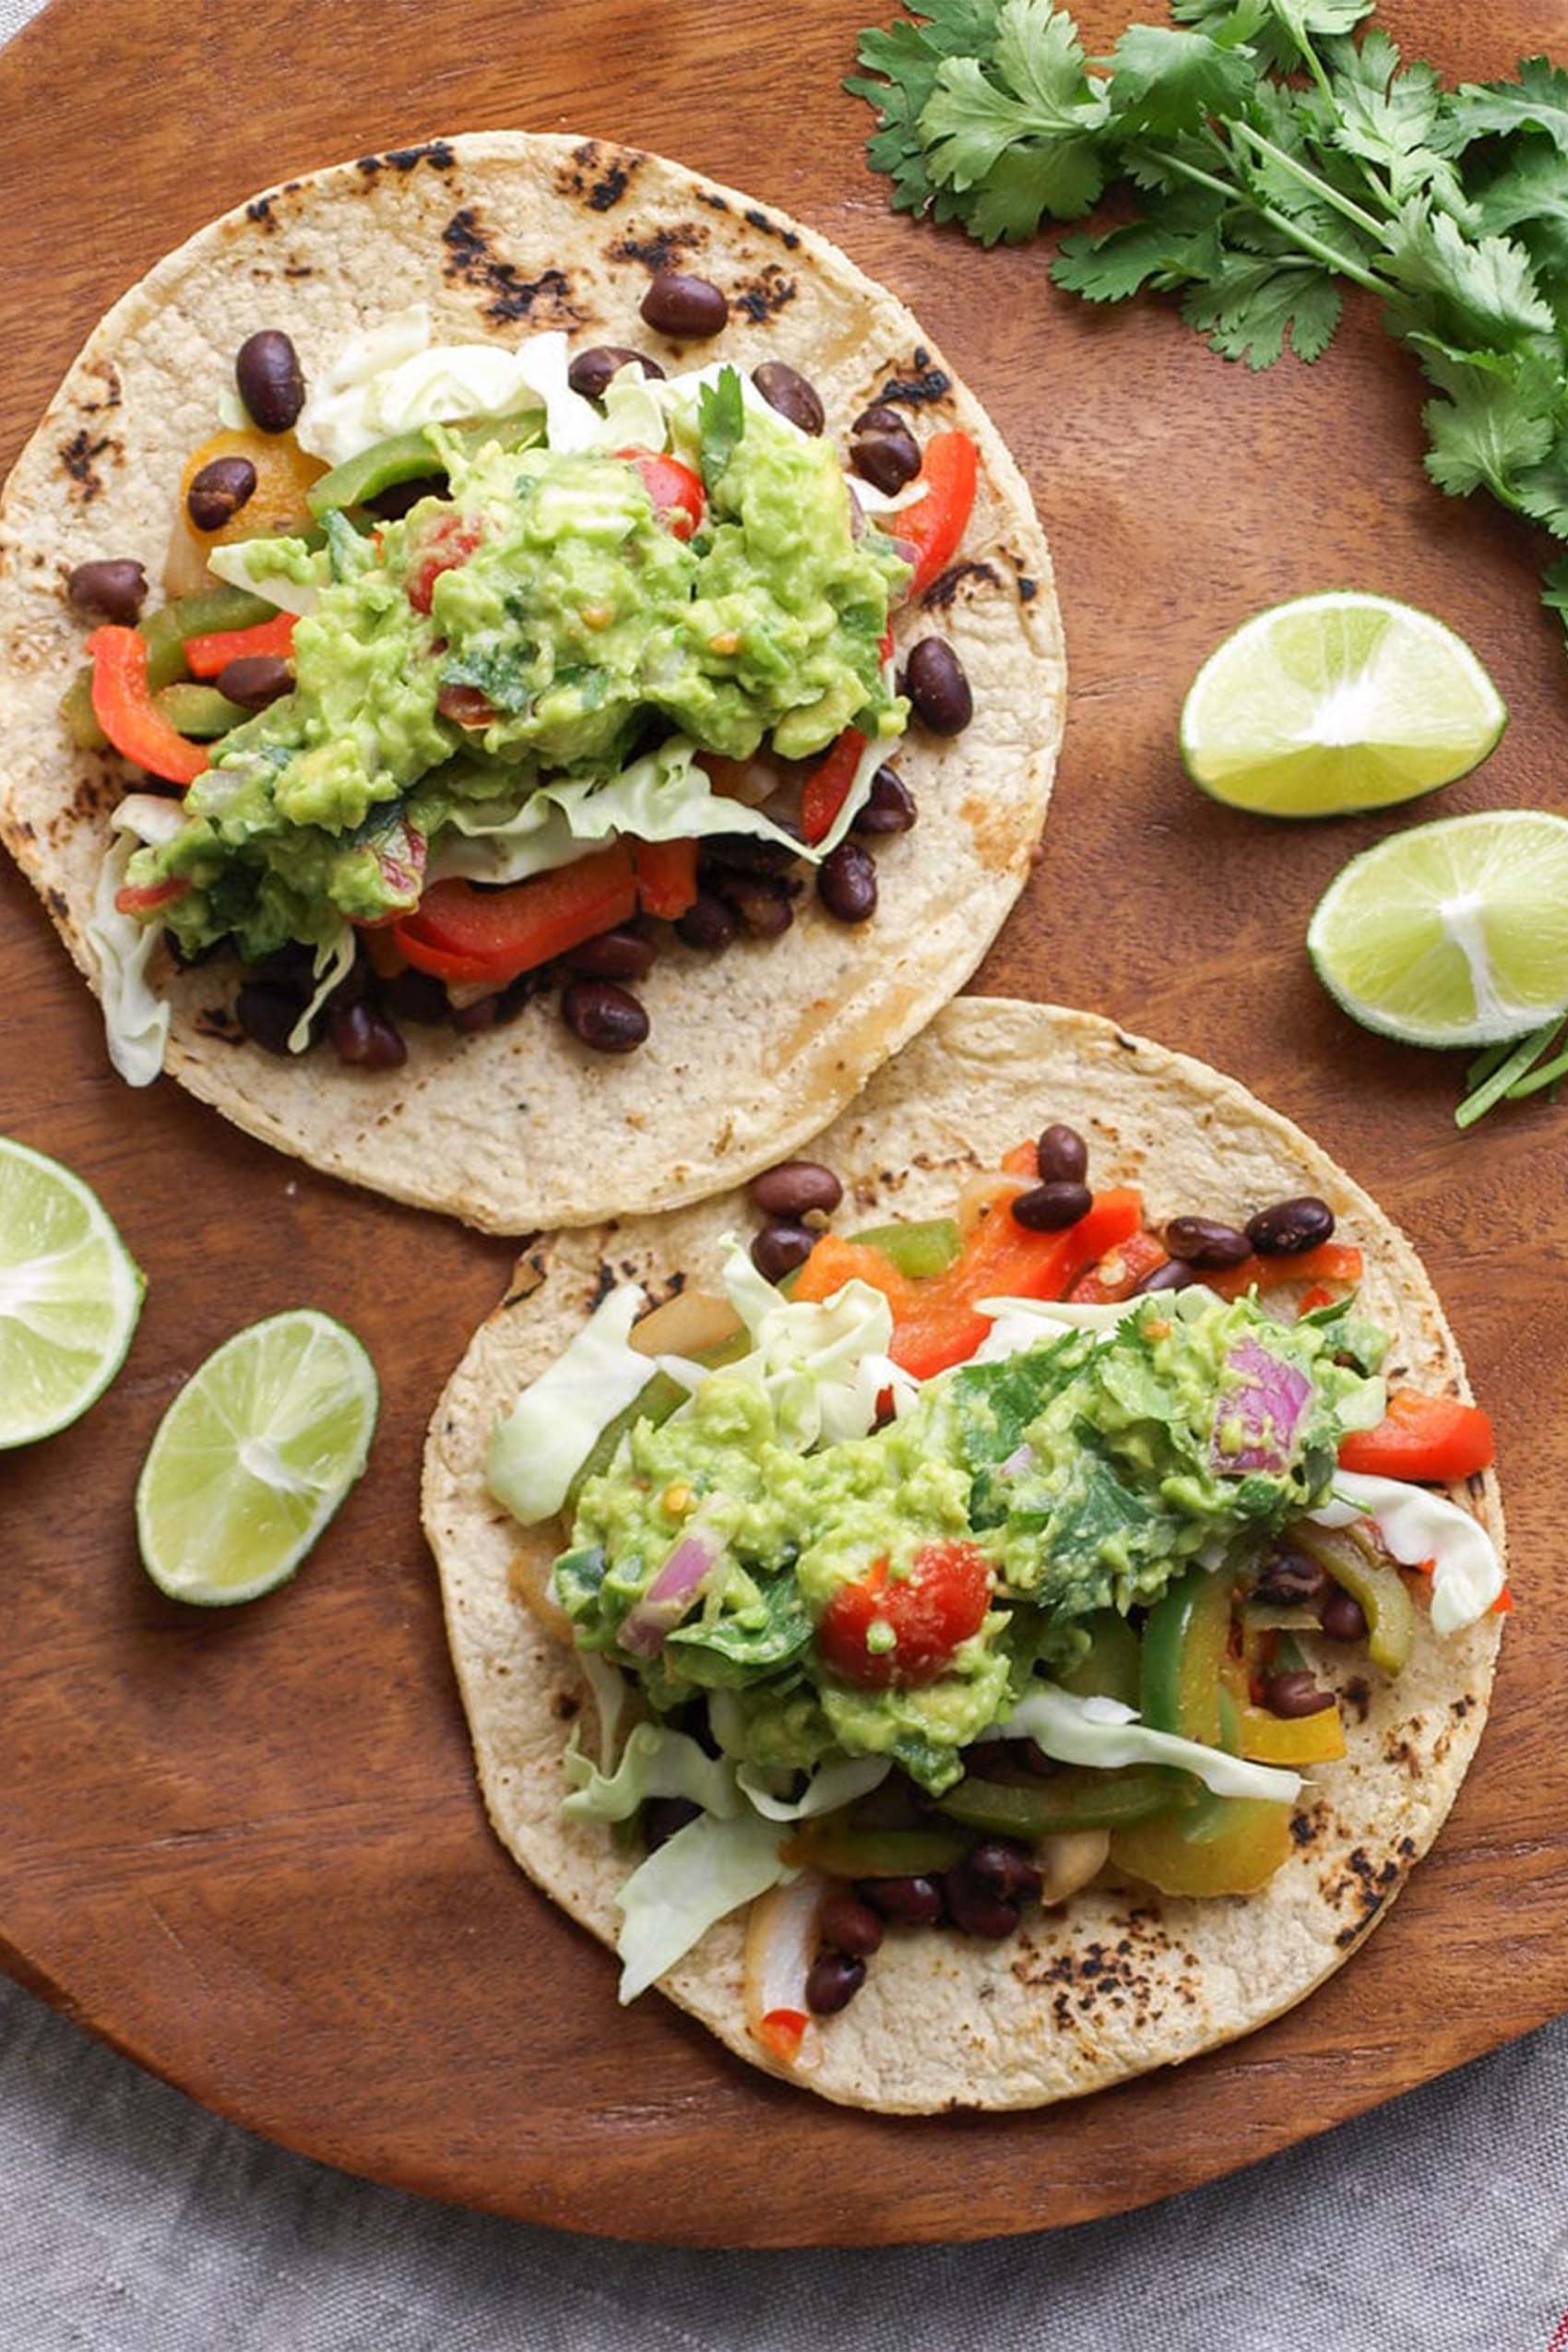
2,0,1564,2249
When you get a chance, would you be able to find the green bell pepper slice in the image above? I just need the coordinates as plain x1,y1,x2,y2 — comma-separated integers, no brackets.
938,1764,1182,1838
62,583,279,753
1140,1560,1232,1746
154,683,248,740
1295,1523,1415,1677
563,1369,688,1515
1057,1610,1143,1709
306,410,546,517
847,1218,961,1281
790,1821,969,1879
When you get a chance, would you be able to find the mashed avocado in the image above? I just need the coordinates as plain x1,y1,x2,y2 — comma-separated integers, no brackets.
131,385,909,961
554,1290,1384,1792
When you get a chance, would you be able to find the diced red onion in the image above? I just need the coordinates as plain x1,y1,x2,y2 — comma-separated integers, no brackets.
1210,1337,1312,1476
1001,1441,1035,1478
620,1524,726,1658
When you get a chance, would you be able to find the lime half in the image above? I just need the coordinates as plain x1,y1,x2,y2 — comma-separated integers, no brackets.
1182,592,1506,816
0,1138,144,1449
1308,809,1568,1047
137,1309,378,1605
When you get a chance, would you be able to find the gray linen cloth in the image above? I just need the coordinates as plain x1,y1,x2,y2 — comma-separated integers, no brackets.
2,0,1563,2339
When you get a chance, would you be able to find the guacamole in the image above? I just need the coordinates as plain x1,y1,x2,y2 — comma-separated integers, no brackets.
554,1290,1385,1793
129,385,909,963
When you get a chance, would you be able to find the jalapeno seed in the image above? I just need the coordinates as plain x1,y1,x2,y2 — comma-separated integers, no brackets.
805,1950,866,2015
1165,1215,1253,1268
851,766,917,837
1246,1195,1336,1255
235,329,305,434
567,344,666,401
816,840,878,924
674,892,737,951
753,361,824,435
640,270,729,339
1319,1588,1369,1642
857,1874,943,1927
563,979,648,1052
186,455,258,533
1011,1180,1092,1231
66,558,147,624
818,1891,884,1959
1263,1669,1336,1718
1037,1123,1088,1185
563,927,656,982
216,653,292,709
750,1160,842,1219
751,1221,815,1281
902,637,972,735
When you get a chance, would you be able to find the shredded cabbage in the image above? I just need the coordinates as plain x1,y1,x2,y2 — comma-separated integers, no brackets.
736,1754,890,1820
1311,1471,1503,1636
293,309,599,467
719,1237,918,1449
286,927,355,1055
576,1651,631,1772
488,1285,664,1526
86,798,186,1087
208,537,327,616
614,1807,786,2002
1004,1683,1302,1802
563,1721,740,1823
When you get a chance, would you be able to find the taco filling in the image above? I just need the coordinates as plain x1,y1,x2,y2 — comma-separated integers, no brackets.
67,303,982,1082
485,1121,1503,2072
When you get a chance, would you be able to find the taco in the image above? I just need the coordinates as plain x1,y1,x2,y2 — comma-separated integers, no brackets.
0,134,1061,1234
422,999,1506,2112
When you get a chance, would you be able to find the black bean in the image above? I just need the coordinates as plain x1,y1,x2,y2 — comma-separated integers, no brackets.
1012,1180,1092,1232
942,1861,1021,1941
366,473,448,521
1319,1588,1369,1643
251,941,315,992
563,979,648,1053
818,1892,884,1959
1246,1195,1336,1256
235,981,303,1056
186,455,257,532
701,832,799,876
643,1796,700,1852
716,874,795,939
564,927,656,982
1253,1549,1330,1609
752,361,824,435
235,329,304,434
450,994,502,1036
1165,1215,1253,1269
640,270,729,339
1263,1669,1335,1718
852,403,907,437
805,1950,866,2015
674,891,737,951
327,1000,407,1070
857,1874,943,1927
1037,1122,1088,1186
750,1160,843,1219
902,637,972,735
216,653,292,709
1134,1256,1194,1295
817,840,878,924
379,967,450,1026
567,344,665,401
851,765,916,837
966,1840,1043,1905
850,419,921,495
751,1221,815,1281
66,558,147,624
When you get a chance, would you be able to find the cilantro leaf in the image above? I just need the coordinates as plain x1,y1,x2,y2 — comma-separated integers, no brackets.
1451,54,1568,160
697,366,745,487
849,3,1010,217
920,0,1109,229
1104,23,1255,137
1541,554,1568,630
1469,139,1568,299
1182,251,1343,364
1323,29,1466,208
1171,0,1371,74
1385,199,1555,348
1415,344,1560,506
1052,196,1224,302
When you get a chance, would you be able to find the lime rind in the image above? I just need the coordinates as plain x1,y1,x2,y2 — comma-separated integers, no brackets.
1182,591,1507,819
0,1137,145,1450
136,1308,379,1606
1307,809,1568,1049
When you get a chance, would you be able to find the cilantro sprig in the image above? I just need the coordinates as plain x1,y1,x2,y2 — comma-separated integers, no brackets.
849,2,1568,603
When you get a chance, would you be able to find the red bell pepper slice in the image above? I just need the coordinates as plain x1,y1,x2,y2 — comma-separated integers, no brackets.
1068,1228,1169,1303
794,1187,1143,1381
615,447,706,541
87,627,209,787
891,432,979,601
1205,1241,1364,1301
800,729,866,847
633,837,698,920
183,611,297,678
392,843,638,986
1337,1389,1496,1481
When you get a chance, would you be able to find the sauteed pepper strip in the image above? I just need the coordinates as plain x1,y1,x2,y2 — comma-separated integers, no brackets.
87,627,209,787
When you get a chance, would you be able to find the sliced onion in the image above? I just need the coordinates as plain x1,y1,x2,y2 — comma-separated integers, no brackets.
1035,1828,1111,1906
619,1522,727,1658
742,1868,827,2073
507,1549,574,1644
957,1170,1034,1239
1211,1337,1312,1476
630,1288,743,1360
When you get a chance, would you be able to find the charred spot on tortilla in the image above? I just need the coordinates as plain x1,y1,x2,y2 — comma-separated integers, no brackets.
557,140,642,213
441,207,582,326
742,207,802,252
921,559,1002,612
58,428,114,502
606,222,707,273
878,355,952,407
246,194,277,227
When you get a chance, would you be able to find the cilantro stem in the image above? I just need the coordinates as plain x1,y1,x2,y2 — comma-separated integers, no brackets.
1133,146,1386,295
1455,1017,1564,1128
1229,123,1393,246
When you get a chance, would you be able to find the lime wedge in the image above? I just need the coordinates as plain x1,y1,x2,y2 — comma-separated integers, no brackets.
136,1309,378,1605
0,1138,144,1449
1308,810,1568,1047
1182,592,1506,816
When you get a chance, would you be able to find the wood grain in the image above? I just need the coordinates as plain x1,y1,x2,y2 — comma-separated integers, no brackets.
2,0,1566,2248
